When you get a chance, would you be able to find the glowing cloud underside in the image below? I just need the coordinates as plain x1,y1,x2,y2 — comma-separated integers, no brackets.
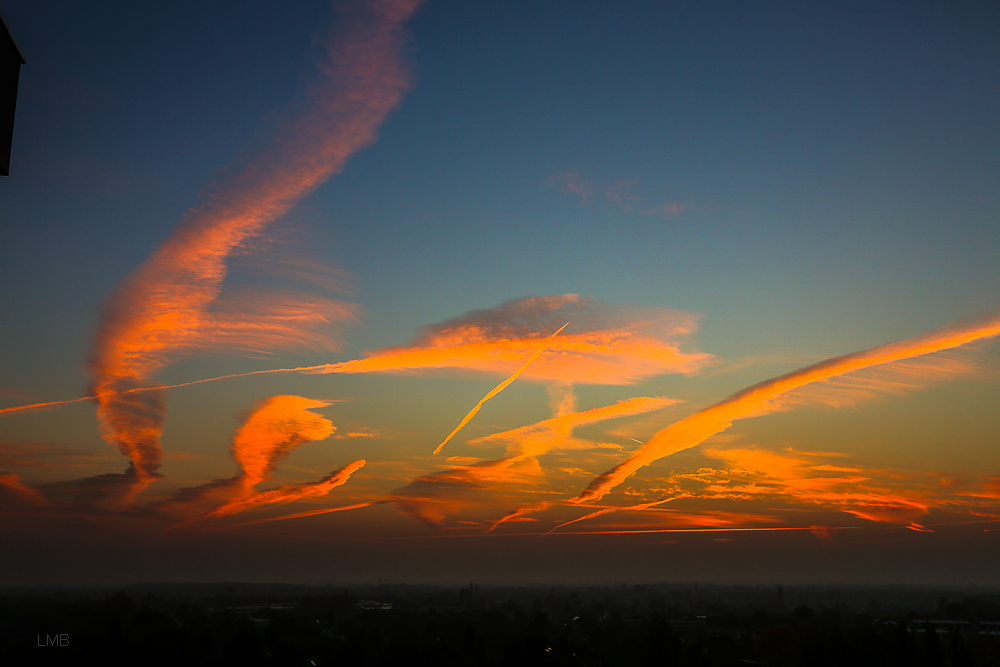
576,312,1000,503
86,0,422,488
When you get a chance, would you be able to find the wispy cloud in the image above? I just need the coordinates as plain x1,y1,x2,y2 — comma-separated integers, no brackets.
548,170,690,218
1,295,711,418
302,295,713,385
153,395,364,524
87,0,422,495
391,397,676,527
0,441,111,470
0,473,48,507
576,311,1000,502
546,170,593,201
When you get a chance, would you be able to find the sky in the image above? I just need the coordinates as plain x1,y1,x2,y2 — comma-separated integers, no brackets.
1,0,999,586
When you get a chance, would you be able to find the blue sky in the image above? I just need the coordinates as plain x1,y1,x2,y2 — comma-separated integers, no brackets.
1,1,999,585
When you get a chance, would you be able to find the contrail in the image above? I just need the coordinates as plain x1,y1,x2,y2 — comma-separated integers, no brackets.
0,372,293,418
0,396,92,416
213,500,386,530
576,311,1000,503
86,0,422,489
546,497,681,534
432,323,569,456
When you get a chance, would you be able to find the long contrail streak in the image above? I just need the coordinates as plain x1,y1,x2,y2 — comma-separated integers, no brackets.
212,500,385,530
576,312,1000,503
431,323,569,456
0,396,92,416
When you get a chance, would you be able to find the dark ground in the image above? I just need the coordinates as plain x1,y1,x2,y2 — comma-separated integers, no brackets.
3,582,999,666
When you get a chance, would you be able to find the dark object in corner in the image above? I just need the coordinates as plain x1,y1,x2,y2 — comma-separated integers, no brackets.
1,11,25,177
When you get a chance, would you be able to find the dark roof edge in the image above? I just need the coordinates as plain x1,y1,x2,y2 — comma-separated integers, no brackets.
0,11,26,64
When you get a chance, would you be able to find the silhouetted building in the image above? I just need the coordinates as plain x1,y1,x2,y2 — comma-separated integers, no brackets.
1,11,25,176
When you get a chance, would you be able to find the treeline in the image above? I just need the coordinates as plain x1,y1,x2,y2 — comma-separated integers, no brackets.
2,584,999,666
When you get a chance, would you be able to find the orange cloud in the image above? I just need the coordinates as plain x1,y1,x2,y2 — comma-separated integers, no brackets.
559,510,784,533
389,457,539,527
546,495,685,534
432,323,568,456
303,295,713,385
485,501,555,533
205,395,357,519
391,397,676,527
206,459,366,519
217,500,384,530
86,0,422,491
980,476,1000,499
470,396,681,461
0,396,92,417
0,472,47,507
775,351,982,410
607,443,969,532
842,502,930,526
232,395,336,489
153,395,364,523
576,311,1000,502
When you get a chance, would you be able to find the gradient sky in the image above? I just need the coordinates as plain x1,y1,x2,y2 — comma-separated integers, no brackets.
1,0,999,586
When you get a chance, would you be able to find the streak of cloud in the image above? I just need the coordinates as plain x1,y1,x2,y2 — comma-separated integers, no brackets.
485,501,554,532
470,396,681,461
301,295,713,384
0,472,48,506
549,170,690,217
689,445,939,527
576,311,1000,502
432,322,568,456
775,351,983,410
215,500,385,530
0,397,91,417
547,496,681,534
392,397,676,527
0,441,111,470
86,0,422,491
205,459,366,519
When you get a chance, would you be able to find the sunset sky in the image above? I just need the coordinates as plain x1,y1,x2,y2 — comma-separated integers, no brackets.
1,0,999,586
